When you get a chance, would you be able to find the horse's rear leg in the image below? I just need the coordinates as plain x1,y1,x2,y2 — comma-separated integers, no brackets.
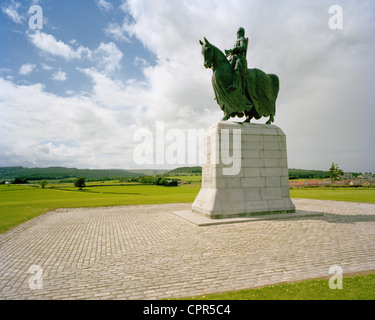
222,114,230,121
243,111,251,123
266,114,274,124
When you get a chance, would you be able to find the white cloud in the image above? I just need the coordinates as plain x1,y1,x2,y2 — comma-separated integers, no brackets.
104,22,131,42
102,0,375,172
134,57,148,68
28,31,123,75
19,63,36,75
1,0,375,172
96,0,113,12
52,69,67,81
1,0,24,24
0,77,134,169
93,42,123,74
41,63,52,71
28,31,91,60
0,67,12,74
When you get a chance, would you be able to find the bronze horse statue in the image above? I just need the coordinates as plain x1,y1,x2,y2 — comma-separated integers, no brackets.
199,37,279,124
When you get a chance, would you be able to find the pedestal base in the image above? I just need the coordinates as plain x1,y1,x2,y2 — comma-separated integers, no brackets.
173,209,323,226
192,121,295,219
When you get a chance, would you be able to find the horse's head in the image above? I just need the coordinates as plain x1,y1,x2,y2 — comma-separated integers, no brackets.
199,37,214,69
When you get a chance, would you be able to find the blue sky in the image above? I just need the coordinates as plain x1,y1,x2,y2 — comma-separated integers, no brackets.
0,0,156,95
1,0,374,173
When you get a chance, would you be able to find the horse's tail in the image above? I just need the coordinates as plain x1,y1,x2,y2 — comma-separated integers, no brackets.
269,74,279,113
269,74,279,99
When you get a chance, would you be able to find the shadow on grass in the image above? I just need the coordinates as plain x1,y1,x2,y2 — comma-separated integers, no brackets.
49,187,141,195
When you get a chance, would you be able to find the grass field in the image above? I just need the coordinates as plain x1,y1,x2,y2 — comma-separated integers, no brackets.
167,175,202,182
182,272,375,300
290,187,375,204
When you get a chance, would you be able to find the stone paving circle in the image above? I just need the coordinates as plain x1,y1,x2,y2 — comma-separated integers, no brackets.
0,199,374,300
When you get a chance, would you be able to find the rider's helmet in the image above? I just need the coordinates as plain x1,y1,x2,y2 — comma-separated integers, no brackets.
237,27,245,37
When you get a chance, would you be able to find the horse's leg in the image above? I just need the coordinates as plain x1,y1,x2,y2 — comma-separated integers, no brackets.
243,111,251,123
222,113,230,121
266,114,274,124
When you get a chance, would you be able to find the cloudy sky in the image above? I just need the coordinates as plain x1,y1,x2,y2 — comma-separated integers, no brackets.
1,0,374,173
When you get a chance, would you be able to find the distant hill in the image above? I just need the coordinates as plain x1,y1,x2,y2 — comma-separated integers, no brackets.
0,166,141,181
168,166,331,178
167,167,360,180
0,166,360,182
127,169,170,176
168,166,202,174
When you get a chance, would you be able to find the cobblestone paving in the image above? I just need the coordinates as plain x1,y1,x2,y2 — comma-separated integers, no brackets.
0,199,374,300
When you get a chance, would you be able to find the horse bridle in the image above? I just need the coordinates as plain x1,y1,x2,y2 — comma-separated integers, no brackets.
204,45,215,69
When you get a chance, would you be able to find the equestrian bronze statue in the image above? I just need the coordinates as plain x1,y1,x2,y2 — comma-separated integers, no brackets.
199,28,279,124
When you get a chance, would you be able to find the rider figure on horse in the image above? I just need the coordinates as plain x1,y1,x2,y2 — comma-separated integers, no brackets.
225,27,248,93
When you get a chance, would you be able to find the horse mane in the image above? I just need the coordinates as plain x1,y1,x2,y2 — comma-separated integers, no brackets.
213,43,227,59
206,41,228,68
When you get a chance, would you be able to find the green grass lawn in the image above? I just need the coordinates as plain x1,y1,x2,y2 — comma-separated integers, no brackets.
290,187,375,204
168,175,202,182
182,273,375,300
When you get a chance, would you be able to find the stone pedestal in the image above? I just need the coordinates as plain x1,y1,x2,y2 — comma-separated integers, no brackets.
192,121,295,219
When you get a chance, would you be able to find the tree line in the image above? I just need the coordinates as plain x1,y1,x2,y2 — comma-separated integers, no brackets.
137,176,178,186
70,175,179,189
0,175,179,188
0,166,141,181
